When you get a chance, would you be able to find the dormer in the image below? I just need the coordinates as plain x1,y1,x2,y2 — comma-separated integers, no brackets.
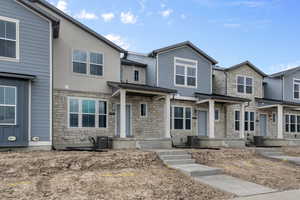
121,58,147,85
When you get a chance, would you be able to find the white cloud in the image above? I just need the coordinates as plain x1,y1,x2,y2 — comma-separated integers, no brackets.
101,13,115,22
180,14,187,19
224,23,241,28
138,0,147,12
74,10,98,20
160,9,173,18
120,11,138,24
230,1,266,8
105,34,130,50
56,0,68,13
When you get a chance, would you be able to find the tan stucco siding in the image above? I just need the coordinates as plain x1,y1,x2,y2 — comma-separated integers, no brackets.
121,65,146,84
38,5,121,93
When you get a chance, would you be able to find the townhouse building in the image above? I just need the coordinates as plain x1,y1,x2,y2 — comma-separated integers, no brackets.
1,0,300,150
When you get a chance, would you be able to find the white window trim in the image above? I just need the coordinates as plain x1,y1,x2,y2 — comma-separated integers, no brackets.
234,109,240,132
72,49,104,77
272,112,276,124
285,114,300,133
245,111,255,132
67,96,108,129
140,103,148,118
236,75,253,94
215,108,220,121
293,78,300,100
0,16,20,62
134,70,139,82
171,105,193,130
0,85,17,126
174,57,198,88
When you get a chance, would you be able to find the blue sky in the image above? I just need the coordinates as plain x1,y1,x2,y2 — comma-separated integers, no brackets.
48,0,300,74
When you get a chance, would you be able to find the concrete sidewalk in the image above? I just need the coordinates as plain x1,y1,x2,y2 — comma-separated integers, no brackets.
233,190,300,200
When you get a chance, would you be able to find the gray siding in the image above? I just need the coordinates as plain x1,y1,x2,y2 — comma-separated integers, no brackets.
127,53,157,86
157,46,212,97
263,77,283,100
121,65,146,84
283,70,300,102
0,0,51,141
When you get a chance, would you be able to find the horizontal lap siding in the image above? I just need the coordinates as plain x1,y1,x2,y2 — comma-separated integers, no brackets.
0,0,51,141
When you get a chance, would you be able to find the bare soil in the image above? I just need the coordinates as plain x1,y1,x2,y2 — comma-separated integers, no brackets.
283,147,300,157
0,150,233,200
189,148,300,191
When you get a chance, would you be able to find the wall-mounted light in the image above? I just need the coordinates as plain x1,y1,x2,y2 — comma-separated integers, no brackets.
8,136,16,142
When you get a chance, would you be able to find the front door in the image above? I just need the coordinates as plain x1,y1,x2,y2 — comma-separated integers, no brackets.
198,111,208,136
116,104,132,137
260,114,267,136
0,78,29,147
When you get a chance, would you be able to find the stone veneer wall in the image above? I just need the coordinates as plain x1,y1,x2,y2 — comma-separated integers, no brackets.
53,89,165,149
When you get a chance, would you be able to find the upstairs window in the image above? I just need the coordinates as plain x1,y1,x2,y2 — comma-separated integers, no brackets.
134,70,139,81
237,76,253,94
0,17,19,60
72,50,104,76
294,79,300,99
174,57,197,88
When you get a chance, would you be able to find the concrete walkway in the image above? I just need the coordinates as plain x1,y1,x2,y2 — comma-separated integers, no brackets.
256,148,300,165
232,189,300,200
156,150,276,197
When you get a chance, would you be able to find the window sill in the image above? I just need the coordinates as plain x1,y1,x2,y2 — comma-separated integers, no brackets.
0,57,19,63
72,72,105,79
67,127,108,130
174,84,197,89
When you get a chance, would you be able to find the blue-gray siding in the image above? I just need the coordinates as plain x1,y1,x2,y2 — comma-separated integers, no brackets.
0,0,51,141
157,46,212,97
283,70,300,102
263,77,283,100
127,53,157,86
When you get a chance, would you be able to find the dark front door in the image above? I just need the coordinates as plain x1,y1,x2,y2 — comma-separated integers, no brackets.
0,78,29,147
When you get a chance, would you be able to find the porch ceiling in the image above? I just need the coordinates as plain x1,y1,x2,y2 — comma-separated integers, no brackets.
195,92,251,104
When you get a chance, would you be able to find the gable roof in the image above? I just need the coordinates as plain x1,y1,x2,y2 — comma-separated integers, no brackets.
148,41,218,65
16,0,60,37
270,66,300,78
29,0,125,53
225,61,267,77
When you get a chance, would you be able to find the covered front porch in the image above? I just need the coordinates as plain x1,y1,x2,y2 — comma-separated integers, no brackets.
107,81,176,149
194,93,251,148
256,98,300,147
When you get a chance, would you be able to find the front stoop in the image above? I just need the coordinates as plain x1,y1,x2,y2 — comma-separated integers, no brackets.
156,149,276,197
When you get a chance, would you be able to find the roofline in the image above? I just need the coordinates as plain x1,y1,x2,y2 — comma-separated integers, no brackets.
255,97,300,107
121,58,147,68
148,41,218,65
32,0,126,53
270,66,300,78
225,61,267,77
195,92,251,102
0,71,36,80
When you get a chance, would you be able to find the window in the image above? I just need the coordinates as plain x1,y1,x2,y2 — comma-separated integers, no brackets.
290,115,296,132
272,112,276,123
72,50,87,74
294,79,300,99
215,109,220,121
171,106,192,130
72,50,104,76
285,114,300,133
90,52,103,76
297,116,300,132
134,70,139,81
140,103,147,117
237,76,253,94
235,110,240,131
174,57,197,87
285,115,290,132
0,17,19,60
245,111,255,131
98,101,107,128
68,98,107,128
0,86,16,125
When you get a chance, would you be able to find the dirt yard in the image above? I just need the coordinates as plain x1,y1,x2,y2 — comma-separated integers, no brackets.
189,148,300,191
0,150,233,200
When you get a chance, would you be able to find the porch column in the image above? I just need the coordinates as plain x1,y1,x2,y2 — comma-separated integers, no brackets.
240,103,245,139
120,89,126,138
164,94,171,138
277,105,283,139
208,99,215,138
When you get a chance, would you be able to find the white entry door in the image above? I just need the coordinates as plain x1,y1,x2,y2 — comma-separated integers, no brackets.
116,104,132,137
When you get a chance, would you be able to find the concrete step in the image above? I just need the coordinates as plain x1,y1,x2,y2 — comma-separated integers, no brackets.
256,148,283,154
172,163,223,177
163,159,195,165
195,174,276,197
156,150,188,156
159,154,192,160
261,152,284,157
